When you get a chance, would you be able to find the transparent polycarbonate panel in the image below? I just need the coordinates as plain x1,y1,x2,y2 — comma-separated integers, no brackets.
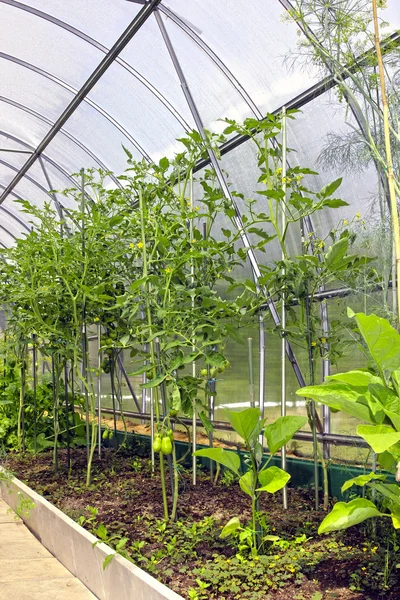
1,197,32,233
0,100,118,178
219,136,302,265
87,59,189,163
120,14,195,132
66,101,145,176
26,0,140,48
213,322,261,419
0,204,27,240
0,3,103,89
44,135,111,179
377,0,400,31
286,91,380,236
162,15,255,134
0,136,32,170
0,225,15,248
163,0,320,117
0,101,52,151
0,58,71,126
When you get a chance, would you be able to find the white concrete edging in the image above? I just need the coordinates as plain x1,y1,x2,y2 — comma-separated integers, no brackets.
0,473,183,600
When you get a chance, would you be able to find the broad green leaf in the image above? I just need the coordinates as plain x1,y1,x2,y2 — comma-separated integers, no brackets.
325,238,348,269
257,466,290,493
357,424,400,453
350,311,400,375
320,177,342,198
341,472,386,493
296,383,374,423
318,499,383,534
220,517,241,539
170,383,181,412
141,375,166,389
225,408,262,446
327,370,382,388
239,471,254,497
372,483,400,506
193,448,240,475
264,416,307,455
391,508,400,529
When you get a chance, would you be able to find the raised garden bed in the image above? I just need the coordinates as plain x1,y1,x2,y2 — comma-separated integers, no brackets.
0,462,183,600
2,444,399,600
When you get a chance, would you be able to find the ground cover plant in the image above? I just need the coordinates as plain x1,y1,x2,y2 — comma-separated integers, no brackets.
3,446,400,600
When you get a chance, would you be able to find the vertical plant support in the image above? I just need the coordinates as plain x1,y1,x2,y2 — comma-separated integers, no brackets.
190,171,197,486
281,107,288,511
32,335,37,453
80,169,90,464
97,323,102,458
248,337,255,409
64,362,71,470
372,0,400,325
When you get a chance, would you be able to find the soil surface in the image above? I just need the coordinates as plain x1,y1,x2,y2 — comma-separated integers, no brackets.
3,444,399,600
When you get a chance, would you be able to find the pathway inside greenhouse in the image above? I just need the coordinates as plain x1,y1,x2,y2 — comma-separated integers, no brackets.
0,498,95,600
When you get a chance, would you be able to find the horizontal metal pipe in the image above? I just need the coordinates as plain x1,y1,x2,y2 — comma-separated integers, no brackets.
99,407,368,448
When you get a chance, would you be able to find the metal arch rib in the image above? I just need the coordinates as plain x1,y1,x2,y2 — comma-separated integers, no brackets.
0,0,192,133
0,223,17,241
0,0,161,205
0,96,122,188
0,157,70,211
0,130,86,192
0,196,31,232
0,52,151,164
158,4,262,119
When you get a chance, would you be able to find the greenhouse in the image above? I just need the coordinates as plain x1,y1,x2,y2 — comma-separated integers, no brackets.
1,0,400,598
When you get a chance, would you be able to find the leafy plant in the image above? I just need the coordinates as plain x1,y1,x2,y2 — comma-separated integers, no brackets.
298,309,400,532
194,408,306,553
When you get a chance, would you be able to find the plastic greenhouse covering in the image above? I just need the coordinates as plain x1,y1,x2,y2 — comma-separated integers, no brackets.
1,0,400,463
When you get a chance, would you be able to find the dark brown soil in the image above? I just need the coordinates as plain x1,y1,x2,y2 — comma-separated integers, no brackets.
3,446,399,600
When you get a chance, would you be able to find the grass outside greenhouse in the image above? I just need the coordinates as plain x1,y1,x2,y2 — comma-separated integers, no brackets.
2,1,400,599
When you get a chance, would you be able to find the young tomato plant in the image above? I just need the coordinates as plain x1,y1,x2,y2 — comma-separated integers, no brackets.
194,408,306,554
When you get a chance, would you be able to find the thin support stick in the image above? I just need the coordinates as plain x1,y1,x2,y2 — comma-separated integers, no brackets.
190,171,197,486
65,362,71,469
32,336,37,453
372,0,400,325
281,106,288,511
248,338,255,408
97,323,102,458
150,388,155,472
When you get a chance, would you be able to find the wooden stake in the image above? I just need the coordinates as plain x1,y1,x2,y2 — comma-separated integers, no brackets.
372,0,400,325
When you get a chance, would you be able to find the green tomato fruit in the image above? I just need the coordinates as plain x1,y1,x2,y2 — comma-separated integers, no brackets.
161,437,173,455
169,409,178,418
102,429,109,440
109,431,114,440
200,368,208,377
167,429,174,442
153,436,162,453
210,368,217,377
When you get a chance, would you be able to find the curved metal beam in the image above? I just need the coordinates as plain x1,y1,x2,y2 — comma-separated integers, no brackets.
0,157,69,210
0,96,122,188
0,0,161,205
0,197,31,232
158,5,262,119
0,52,151,163
0,0,192,133
0,223,17,240
0,130,82,191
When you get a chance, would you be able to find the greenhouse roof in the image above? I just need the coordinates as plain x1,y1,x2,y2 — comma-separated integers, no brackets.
0,0,399,246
